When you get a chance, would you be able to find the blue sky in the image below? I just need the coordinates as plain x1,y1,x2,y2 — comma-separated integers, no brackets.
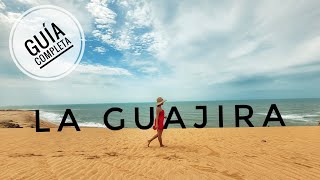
0,0,320,105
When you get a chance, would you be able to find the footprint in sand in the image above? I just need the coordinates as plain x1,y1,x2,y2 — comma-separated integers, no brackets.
163,154,183,160
86,155,100,159
52,154,64,157
191,165,218,173
199,146,220,157
105,152,118,157
244,155,257,158
9,153,43,158
293,162,313,168
221,170,244,180
155,153,165,157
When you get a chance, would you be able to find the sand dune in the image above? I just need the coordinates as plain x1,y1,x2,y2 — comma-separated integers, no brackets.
0,126,319,179
0,110,56,128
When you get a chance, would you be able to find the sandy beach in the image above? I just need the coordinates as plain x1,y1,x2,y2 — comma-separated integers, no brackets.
0,110,319,179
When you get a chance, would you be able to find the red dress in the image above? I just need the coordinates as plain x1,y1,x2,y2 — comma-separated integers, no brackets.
153,109,164,130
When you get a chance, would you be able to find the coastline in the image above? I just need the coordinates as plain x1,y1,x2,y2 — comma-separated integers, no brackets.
1,109,319,129
2,99,320,128
0,110,57,128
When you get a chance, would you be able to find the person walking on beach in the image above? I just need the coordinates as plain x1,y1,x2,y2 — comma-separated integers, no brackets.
147,97,166,147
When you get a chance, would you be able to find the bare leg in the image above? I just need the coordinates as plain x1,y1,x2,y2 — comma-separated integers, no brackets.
147,134,158,147
157,130,165,147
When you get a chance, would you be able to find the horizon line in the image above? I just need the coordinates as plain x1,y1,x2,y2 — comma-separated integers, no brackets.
1,97,320,107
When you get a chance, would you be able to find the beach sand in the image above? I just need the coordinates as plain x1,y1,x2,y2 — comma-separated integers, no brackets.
0,127,319,179
0,111,319,179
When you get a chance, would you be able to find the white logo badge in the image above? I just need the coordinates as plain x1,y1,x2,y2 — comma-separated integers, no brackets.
9,5,85,81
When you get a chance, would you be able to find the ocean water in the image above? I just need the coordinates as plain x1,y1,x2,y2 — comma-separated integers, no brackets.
1,99,320,128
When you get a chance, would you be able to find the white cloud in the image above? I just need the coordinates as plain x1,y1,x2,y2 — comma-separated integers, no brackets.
0,12,21,27
129,60,153,67
126,1,153,27
86,0,116,25
126,59,160,74
148,1,320,81
11,0,93,33
1,0,320,105
76,63,132,76
16,0,40,5
295,36,320,61
86,0,130,50
228,41,259,59
85,0,320,95
138,66,158,73
93,46,107,53
0,0,5,10
87,0,165,54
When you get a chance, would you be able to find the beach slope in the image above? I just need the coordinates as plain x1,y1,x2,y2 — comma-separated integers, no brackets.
0,110,57,128
0,127,319,179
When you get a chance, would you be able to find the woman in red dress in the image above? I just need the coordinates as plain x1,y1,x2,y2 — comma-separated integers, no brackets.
147,97,166,147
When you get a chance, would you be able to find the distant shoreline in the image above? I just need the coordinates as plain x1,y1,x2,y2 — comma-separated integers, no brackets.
1,99,320,128
0,110,57,128
1,97,320,107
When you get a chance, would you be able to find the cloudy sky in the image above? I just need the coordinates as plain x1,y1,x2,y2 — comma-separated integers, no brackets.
0,0,320,106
